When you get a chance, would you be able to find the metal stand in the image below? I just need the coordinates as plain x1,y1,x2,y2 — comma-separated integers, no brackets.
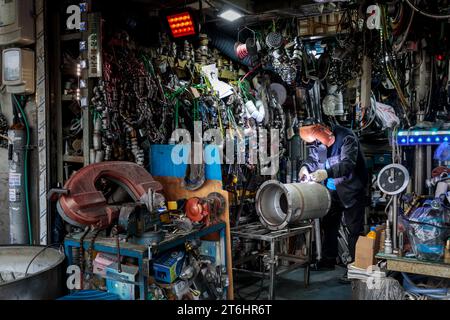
231,222,313,300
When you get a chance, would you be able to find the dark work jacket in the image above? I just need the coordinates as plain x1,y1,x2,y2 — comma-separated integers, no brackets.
302,125,368,208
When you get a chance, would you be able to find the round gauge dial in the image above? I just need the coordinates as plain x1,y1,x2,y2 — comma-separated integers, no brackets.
377,164,410,195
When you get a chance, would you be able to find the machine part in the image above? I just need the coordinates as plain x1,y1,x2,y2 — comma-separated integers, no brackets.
206,192,226,221
314,218,322,261
377,164,410,195
129,228,165,246
269,83,287,106
0,246,65,299
57,162,163,229
185,192,226,224
255,181,331,230
173,216,193,232
415,146,426,195
265,32,283,49
378,164,410,250
185,197,210,223
8,128,28,244
384,220,393,254
204,27,252,66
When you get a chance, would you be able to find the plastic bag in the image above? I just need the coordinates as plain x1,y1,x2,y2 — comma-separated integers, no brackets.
405,200,450,261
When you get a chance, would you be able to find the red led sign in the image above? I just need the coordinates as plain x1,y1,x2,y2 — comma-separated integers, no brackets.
167,12,196,38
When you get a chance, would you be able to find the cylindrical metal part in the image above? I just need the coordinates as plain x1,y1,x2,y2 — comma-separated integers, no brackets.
8,129,29,244
392,195,398,250
255,180,331,230
314,218,322,261
414,145,425,195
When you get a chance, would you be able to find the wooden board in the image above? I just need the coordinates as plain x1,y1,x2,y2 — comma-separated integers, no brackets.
153,176,234,299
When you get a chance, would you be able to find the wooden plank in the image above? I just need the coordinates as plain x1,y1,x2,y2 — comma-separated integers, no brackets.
153,177,234,299
63,155,85,163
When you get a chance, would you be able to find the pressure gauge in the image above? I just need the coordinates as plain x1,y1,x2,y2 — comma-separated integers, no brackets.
377,164,410,195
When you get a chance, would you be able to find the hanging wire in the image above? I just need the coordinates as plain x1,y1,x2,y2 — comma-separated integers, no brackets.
404,0,450,19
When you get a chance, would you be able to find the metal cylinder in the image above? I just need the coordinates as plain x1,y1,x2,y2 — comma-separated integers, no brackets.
8,129,29,244
255,180,331,230
414,145,425,195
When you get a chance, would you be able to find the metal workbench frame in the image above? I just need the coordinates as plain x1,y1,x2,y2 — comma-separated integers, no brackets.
64,222,227,300
231,222,314,300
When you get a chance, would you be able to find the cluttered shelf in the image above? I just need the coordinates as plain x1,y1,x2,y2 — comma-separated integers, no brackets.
64,222,228,300
65,222,226,254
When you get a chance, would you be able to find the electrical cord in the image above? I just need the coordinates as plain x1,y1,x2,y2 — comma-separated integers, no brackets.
13,94,33,245
393,10,415,52
404,0,450,19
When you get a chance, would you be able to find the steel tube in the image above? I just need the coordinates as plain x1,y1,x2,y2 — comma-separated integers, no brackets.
8,129,28,244
392,195,398,250
255,181,331,230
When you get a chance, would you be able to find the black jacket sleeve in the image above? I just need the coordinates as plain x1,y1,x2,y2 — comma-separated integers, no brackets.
326,135,358,178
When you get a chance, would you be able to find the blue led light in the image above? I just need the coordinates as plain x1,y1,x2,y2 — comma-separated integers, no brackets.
410,138,415,143
445,137,449,142
427,137,431,142
401,138,406,143
418,138,423,143
436,137,440,142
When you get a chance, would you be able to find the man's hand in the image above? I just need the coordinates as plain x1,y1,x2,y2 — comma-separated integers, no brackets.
298,166,309,181
311,169,328,182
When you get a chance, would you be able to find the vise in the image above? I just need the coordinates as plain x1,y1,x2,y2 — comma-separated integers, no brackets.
54,161,164,229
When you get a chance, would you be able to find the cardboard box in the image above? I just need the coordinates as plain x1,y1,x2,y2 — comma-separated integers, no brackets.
93,253,119,277
355,236,376,269
106,263,138,300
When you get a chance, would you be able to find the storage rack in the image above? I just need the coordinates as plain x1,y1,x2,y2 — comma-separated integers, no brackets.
64,222,229,300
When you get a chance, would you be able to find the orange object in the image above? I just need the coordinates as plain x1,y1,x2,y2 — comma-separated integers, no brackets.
299,124,335,147
166,12,196,38
185,197,210,223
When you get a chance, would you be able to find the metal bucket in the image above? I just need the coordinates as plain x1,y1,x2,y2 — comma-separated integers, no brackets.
0,246,66,300
256,180,331,230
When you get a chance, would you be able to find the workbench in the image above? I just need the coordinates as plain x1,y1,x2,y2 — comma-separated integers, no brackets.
376,253,450,279
231,222,313,300
64,222,228,300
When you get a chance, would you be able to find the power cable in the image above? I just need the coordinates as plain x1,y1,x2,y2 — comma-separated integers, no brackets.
13,94,33,244
404,0,450,19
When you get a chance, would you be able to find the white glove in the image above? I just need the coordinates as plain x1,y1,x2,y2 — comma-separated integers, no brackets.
299,166,309,181
311,169,328,183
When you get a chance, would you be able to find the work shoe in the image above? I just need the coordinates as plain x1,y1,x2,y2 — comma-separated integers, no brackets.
312,259,336,271
338,271,352,284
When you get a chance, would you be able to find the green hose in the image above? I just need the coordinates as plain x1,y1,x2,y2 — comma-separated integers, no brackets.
13,94,33,245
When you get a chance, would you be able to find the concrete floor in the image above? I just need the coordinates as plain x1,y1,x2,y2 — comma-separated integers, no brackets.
234,265,352,300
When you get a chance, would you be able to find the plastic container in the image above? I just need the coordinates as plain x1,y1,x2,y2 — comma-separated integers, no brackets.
367,227,377,239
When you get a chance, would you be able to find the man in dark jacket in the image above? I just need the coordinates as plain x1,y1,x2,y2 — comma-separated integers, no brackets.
299,123,368,280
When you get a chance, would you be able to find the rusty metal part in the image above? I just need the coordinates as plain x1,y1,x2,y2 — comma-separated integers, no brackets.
57,162,163,229
185,197,209,223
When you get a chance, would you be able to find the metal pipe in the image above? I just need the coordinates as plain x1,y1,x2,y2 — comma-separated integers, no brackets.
255,180,331,230
392,195,398,250
414,145,425,195
314,218,322,261
8,129,29,244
